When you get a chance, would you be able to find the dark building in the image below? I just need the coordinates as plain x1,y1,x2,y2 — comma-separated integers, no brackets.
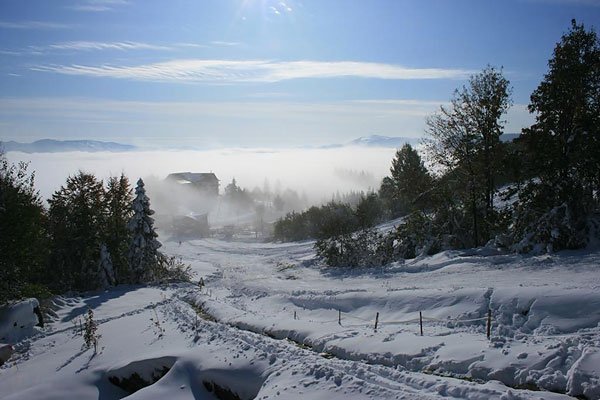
165,172,219,196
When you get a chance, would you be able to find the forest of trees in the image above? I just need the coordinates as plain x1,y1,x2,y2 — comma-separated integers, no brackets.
0,164,191,305
307,21,599,266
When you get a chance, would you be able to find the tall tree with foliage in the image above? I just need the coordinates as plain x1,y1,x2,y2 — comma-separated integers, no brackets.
510,20,600,252
379,144,433,217
0,150,47,304
128,178,161,284
522,19,600,212
47,171,107,291
104,174,133,284
426,66,511,246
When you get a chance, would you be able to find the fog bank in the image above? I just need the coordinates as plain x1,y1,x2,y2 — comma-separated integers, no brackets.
6,146,398,207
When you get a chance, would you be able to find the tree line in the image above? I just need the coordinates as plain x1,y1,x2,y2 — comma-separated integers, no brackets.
277,20,600,266
0,164,190,305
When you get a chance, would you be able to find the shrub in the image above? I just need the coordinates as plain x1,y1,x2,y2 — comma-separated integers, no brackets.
152,255,193,283
274,202,359,242
83,308,100,353
315,229,392,268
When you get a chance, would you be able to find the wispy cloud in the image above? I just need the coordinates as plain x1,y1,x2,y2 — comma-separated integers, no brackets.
32,59,473,83
68,0,130,12
210,41,241,47
350,99,449,107
0,21,70,30
36,41,172,52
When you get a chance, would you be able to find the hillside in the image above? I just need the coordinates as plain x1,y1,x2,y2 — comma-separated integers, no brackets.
1,228,598,399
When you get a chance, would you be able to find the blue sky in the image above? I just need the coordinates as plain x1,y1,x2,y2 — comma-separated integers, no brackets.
0,0,599,147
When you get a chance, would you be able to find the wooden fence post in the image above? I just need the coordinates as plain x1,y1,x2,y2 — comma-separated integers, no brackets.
419,311,423,336
338,309,341,326
487,309,492,339
374,312,379,332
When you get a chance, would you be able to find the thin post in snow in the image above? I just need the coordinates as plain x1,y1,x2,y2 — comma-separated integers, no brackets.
374,312,379,332
487,309,492,339
294,311,297,320
419,311,423,336
338,309,341,326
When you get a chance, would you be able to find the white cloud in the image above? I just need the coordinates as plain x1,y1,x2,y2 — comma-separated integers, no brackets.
210,41,241,47
0,97,443,120
22,41,211,55
0,21,70,30
68,0,130,12
32,59,473,83
41,41,172,52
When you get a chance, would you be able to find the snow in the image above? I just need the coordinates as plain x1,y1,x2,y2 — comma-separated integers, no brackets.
1,235,599,399
0,298,40,343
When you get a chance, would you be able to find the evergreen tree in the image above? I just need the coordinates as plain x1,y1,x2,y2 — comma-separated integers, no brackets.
521,20,600,213
355,192,384,228
0,150,47,304
511,20,600,252
104,174,133,284
379,144,432,217
128,178,161,284
47,171,106,291
273,194,284,212
224,178,253,211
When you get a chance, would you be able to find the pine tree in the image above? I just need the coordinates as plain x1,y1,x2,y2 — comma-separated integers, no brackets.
355,192,383,228
0,150,47,304
47,171,106,291
105,174,133,284
511,20,600,252
521,20,600,213
379,144,433,217
128,178,161,284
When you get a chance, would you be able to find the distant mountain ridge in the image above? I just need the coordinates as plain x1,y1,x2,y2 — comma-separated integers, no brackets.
348,135,420,147
346,133,520,148
1,139,137,153
1,134,520,153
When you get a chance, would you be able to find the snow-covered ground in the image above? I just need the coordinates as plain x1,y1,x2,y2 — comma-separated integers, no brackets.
1,233,599,399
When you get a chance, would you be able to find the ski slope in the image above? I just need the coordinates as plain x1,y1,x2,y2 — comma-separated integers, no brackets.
1,233,599,399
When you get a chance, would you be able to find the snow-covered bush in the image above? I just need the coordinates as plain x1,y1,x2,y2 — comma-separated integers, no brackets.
511,203,588,253
315,229,392,268
391,211,440,259
152,255,193,283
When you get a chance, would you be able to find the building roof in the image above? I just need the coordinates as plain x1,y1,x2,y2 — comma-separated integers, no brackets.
166,172,219,185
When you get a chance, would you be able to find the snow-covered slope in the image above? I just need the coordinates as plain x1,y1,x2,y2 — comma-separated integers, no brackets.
1,233,599,399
